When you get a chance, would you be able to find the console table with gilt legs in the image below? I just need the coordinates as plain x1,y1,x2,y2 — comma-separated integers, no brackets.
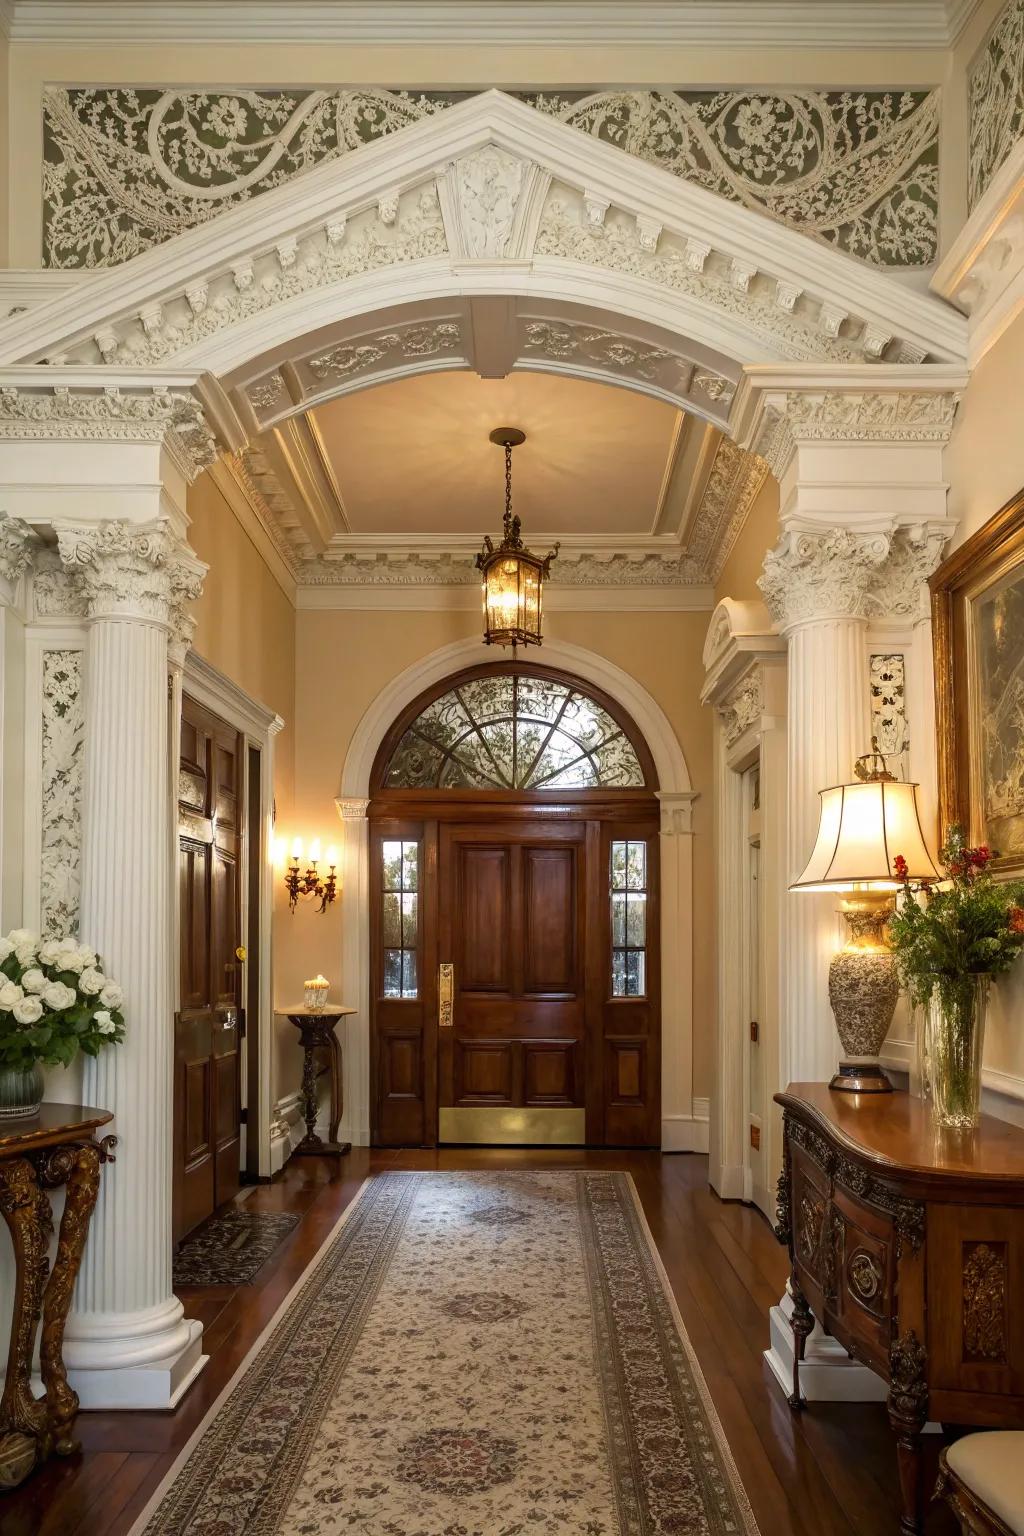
775,1084,1024,1536
0,1104,115,1491
280,1007,355,1157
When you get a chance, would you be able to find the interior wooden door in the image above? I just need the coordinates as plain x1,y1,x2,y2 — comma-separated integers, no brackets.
176,696,243,1242
437,820,587,1144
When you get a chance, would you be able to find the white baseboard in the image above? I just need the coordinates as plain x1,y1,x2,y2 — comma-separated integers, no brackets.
662,1097,709,1153
709,1161,745,1199
270,1091,307,1174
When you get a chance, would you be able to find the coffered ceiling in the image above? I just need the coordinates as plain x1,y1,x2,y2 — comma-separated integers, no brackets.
228,365,770,598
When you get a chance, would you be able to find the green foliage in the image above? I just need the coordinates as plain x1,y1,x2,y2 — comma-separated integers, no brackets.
889,825,1024,1014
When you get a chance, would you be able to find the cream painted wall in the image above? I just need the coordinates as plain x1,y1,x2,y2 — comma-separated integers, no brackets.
185,473,298,1113
714,476,781,607
943,303,1024,1104
6,40,948,268
276,605,715,1109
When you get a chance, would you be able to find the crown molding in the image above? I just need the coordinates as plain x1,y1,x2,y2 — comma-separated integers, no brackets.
931,136,1024,368
295,582,715,612
0,1,977,47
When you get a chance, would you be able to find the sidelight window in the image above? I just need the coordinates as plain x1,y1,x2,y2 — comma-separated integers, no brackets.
611,839,647,997
381,840,418,998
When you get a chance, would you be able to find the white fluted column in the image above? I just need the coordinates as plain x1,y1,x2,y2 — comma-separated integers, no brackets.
56,519,206,1409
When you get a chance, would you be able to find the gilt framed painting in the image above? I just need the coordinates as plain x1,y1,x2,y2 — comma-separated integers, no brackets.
932,486,1024,875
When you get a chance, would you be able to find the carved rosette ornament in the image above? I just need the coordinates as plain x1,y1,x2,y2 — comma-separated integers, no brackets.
55,519,206,634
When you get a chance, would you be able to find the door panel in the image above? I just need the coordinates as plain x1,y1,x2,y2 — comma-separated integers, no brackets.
175,695,243,1242
523,847,577,994
439,822,586,1144
457,846,512,991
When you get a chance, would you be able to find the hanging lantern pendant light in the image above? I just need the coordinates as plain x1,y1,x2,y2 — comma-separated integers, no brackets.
476,427,559,650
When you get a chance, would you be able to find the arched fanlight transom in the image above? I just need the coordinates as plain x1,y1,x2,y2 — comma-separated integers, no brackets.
382,670,647,790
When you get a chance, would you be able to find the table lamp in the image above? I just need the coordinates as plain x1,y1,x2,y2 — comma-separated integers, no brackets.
792,739,938,1093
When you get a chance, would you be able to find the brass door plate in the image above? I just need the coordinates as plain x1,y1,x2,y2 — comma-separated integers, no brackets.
438,962,454,1028
439,1107,585,1145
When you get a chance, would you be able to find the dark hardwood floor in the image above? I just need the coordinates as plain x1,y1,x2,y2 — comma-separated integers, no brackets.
1,1149,958,1536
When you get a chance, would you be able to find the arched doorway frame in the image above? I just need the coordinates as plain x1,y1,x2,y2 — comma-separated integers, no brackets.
335,636,697,1149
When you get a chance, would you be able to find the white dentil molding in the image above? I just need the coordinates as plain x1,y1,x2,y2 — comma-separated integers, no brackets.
0,0,979,46
0,92,967,377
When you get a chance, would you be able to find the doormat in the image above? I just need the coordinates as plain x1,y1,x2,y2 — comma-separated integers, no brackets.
173,1209,301,1287
140,1172,759,1535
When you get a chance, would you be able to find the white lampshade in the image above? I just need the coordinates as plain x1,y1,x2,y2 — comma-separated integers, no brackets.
792,779,938,893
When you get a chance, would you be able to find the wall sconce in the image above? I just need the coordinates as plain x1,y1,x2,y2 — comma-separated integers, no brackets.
283,838,338,915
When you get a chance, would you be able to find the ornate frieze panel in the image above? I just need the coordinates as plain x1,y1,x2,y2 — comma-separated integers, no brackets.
0,387,217,480
870,655,909,762
39,650,85,941
969,1,1024,209
43,85,938,270
688,440,769,579
42,86,461,269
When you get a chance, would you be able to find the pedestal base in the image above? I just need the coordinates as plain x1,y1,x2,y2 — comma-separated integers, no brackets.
830,1061,893,1093
764,1294,888,1403
292,1138,351,1158
62,1298,207,1410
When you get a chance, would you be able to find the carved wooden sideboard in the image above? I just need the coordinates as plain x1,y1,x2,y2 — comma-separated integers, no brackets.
775,1084,1024,1536
0,1104,114,1490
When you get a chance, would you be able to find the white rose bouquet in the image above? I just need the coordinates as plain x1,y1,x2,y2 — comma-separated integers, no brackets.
0,930,125,1070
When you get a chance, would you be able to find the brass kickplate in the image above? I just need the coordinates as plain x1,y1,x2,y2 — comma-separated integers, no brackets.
439,1106,585,1146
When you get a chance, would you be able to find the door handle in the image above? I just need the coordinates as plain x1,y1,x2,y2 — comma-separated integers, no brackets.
439,963,454,1029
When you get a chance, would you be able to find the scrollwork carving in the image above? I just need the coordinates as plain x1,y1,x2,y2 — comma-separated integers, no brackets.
888,1329,928,1430
962,1241,1007,1363
970,1,1024,208
774,1159,792,1247
40,650,84,941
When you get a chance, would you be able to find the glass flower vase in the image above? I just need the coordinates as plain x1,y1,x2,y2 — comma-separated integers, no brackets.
926,975,989,1130
0,1063,44,1119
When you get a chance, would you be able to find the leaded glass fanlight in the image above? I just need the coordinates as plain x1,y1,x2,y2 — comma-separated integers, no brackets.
383,672,647,790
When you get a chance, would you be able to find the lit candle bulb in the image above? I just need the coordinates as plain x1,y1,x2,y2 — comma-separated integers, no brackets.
291,836,303,861
309,838,321,864
326,845,338,868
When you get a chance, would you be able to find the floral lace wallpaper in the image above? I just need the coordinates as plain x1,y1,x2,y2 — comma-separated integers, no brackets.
42,84,939,269
970,0,1024,208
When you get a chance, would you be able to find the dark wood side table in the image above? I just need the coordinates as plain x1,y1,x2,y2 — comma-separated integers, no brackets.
280,1007,355,1157
0,1103,115,1490
775,1083,1024,1536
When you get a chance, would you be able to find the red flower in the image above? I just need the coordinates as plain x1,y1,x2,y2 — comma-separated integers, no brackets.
1010,907,1024,935
893,854,909,881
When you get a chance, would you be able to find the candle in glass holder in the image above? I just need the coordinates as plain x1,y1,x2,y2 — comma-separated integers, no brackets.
304,973,330,1011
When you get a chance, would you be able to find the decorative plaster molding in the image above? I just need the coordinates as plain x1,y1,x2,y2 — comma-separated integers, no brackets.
758,524,950,630
2,93,967,379
688,440,770,581
870,653,909,761
535,196,875,366
747,384,963,477
720,673,763,747
336,797,371,821
440,147,544,260
39,648,84,940
30,551,89,620
0,386,217,479
519,317,695,388
0,511,38,590
55,519,207,629
931,133,1024,366
43,84,938,270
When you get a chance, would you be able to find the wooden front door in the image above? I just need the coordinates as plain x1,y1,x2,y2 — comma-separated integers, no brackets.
438,820,587,1144
175,696,243,1242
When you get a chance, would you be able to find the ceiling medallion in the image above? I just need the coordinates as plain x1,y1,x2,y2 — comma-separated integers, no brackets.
476,427,558,651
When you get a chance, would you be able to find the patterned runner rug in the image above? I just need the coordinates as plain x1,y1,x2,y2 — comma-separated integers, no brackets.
135,1171,759,1535
172,1209,301,1287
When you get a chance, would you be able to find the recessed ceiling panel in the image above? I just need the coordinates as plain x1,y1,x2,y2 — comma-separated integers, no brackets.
308,370,679,537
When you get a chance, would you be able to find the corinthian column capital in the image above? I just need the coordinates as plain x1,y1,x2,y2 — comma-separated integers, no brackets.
758,526,892,630
55,519,207,632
